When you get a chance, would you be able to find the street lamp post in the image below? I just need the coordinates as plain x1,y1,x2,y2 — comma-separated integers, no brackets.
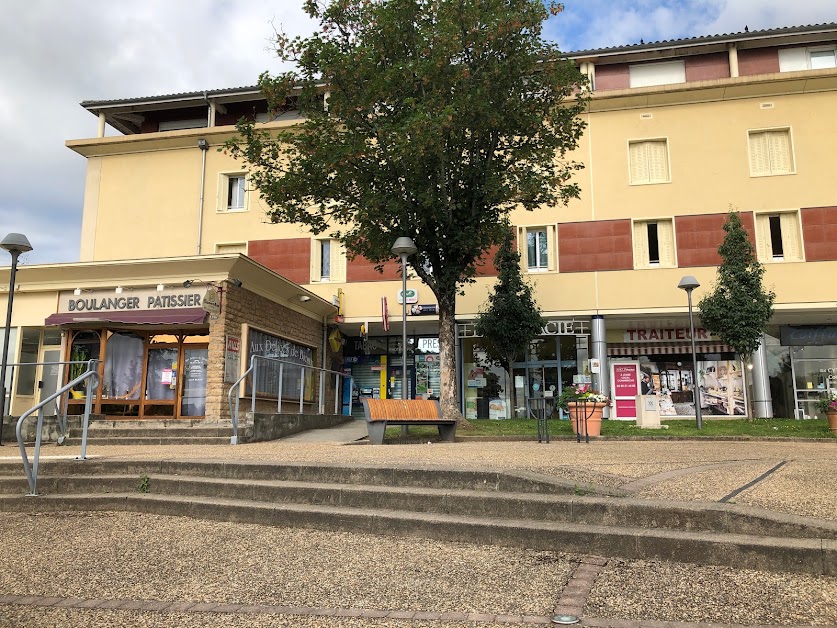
677,275,702,430
391,237,417,400
0,233,33,446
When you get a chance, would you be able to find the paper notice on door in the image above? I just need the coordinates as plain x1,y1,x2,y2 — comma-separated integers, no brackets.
162,369,173,385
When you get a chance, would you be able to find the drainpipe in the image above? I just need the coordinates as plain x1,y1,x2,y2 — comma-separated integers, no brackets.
196,138,209,255
321,318,328,415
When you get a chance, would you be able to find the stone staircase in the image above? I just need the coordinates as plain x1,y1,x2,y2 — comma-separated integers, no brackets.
60,421,240,446
0,459,834,576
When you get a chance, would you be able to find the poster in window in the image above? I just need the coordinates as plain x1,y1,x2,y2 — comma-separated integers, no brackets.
247,328,315,401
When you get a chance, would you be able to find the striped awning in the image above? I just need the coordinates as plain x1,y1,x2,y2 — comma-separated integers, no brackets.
607,342,732,356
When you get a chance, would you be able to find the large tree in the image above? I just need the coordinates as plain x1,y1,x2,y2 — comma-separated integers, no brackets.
699,211,775,358
474,225,545,415
226,0,588,420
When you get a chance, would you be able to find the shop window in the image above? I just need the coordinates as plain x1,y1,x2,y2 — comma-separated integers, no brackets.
629,60,685,88
218,173,248,212
633,219,676,268
748,128,794,177
779,46,837,72
247,327,316,402
628,139,670,185
310,238,346,282
755,211,803,262
102,332,144,400
14,328,40,396
215,242,247,254
519,226,555,272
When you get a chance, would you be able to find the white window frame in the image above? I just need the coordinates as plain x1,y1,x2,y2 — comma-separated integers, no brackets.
632,218,677,269
519,226,556,273
747,127,796,178
779,46,837,72
310,237,346,283
218,172,249,213
627,138,672,186
214,242,247,255
628,60,686,88
754,209,804,263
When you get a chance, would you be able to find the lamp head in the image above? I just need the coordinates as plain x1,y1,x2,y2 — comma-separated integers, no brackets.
183,280,194,288
1,233,33,255
297,294,311,302
391,236,417,257
677,275,700,292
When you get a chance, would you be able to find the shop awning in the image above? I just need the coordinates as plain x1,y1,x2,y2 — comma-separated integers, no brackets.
44,308,208,326
607,342,732,356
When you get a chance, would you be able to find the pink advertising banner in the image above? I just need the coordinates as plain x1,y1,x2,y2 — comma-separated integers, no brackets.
613,363,639,397
615,399,637,418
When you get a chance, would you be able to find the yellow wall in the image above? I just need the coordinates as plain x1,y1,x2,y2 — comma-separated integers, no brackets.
69,76,837,324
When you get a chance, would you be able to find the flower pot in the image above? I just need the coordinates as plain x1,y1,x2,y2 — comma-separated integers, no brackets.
827,411,837,434
567,401,606,437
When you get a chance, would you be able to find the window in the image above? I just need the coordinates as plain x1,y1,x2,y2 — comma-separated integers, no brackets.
629,60,685,88
520,226,555,272
755,211,803,262
310,238,346,282
633,219,675,268
158,118,207,131
218,173,248,212
629,139,670,185
215,242,247,254
748,129,794,177
779,46,837,72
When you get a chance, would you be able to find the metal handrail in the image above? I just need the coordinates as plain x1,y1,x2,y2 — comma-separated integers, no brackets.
227,355,353,446
16,359,101,496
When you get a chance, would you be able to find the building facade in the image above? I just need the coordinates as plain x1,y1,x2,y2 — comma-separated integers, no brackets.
3,22,837,423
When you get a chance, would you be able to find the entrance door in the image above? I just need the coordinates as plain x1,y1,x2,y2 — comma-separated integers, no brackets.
387,366,413,400
36,347,62,414
180,346,208,417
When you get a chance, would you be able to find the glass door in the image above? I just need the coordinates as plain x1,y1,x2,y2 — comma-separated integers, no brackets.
180,346,208,417
144,343,179,418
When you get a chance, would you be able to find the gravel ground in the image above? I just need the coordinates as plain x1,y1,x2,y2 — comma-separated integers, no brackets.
587,558,837,626
0,512,573,617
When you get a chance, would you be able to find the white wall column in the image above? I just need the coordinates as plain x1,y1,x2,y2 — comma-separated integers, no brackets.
97,113,106,138
750,334,773,417
728,44,740,78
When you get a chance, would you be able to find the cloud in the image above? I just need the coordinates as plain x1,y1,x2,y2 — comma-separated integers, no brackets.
1,0,835,265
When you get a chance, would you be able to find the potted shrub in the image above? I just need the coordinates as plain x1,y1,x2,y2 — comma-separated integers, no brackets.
816,392,837,434
557,384,611,437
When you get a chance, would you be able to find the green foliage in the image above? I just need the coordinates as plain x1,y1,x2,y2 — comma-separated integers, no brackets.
698,211,775,358
138,474,150,494
473,227,545,392
225,0,588,416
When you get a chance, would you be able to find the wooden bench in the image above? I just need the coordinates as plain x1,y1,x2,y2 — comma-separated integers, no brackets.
361,398,456,445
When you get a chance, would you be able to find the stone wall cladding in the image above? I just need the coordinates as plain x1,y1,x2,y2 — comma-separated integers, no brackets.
207,283,328,422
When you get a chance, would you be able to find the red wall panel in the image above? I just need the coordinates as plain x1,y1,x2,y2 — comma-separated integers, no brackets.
594,64,630,91
802,206,837,262
347,254,402,282
247,238,311,284
675,212,755,268
738,48,780,76
685,52,730,82
558,220,633,272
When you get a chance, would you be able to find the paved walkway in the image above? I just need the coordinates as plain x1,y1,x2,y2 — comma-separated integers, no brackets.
1,437,836,626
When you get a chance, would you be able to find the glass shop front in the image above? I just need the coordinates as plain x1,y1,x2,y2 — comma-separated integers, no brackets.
771,325,837,419
460,320,591,420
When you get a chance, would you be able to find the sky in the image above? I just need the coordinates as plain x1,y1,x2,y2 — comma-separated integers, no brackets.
1,0,836,265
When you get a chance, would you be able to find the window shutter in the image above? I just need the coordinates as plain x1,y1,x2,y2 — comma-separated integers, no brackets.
780,212,802,261
767,130,793,174
633,221,650,268
310,238,321,283
778,47,809,72
754,214,772,260
648,141,670,183
749,132,771,176
629,142,649,184
331,241,347,282
658,220,676,266
547,225,556,271
517,226,528,270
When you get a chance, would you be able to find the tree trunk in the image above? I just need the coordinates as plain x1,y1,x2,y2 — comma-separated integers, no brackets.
437,293,468,426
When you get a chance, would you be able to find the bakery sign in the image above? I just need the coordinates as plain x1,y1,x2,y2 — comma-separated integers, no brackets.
59,287,204,313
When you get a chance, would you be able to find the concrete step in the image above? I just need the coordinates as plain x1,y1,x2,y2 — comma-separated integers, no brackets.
0,459,616,495
68,427,234,438
60,436,232,446
0,491,833,576
2,473,835,542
